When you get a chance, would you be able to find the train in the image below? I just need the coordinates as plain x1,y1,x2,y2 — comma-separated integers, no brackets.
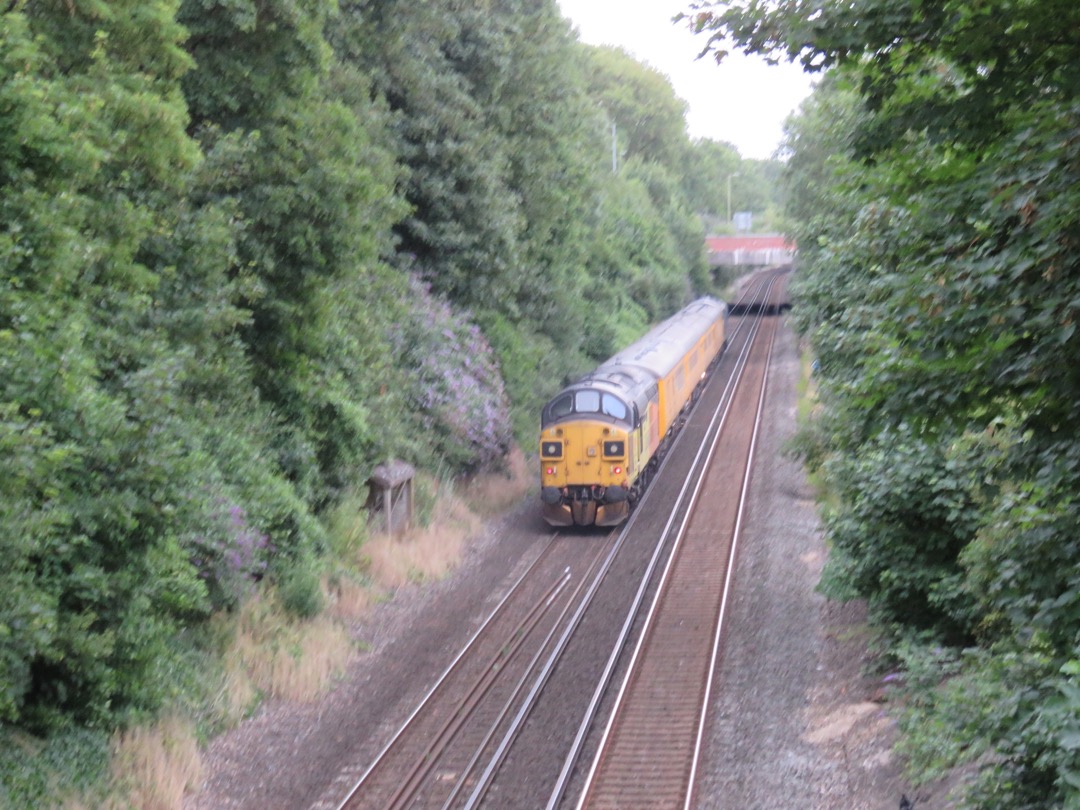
539,297,728,527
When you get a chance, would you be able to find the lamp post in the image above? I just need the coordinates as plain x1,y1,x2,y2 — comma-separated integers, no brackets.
612,121,617,174
727,172,740,224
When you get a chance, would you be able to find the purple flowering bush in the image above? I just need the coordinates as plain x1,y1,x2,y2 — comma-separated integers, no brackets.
191,501,272,610
391,278,513,472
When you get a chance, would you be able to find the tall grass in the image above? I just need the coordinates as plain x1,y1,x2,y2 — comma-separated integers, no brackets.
357,447,532,589
362,480,479,588
109,716,201,810
461,445,532,516
87,449,534,809
227,595,356,703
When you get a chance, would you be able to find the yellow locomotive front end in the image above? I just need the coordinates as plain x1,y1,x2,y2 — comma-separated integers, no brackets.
540,422,631,526
539,297,728,528
539,386,635,527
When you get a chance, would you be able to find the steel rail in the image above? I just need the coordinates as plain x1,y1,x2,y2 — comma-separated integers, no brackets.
685,282,779,809
572,275,780,810
331,534,561,810
544,275,776,810
330,269,785,810
439,532,618,810
458,517,644,809
337,529,621,810
461,280,777,809
381,569,573,810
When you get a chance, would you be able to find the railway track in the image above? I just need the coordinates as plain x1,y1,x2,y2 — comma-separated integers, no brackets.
313,268,789,810
573,273,782,809
327,530,617,809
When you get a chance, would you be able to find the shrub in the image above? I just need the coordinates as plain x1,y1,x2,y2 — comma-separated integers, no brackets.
275,556,325,620
190,502,271,612
390,278,513,473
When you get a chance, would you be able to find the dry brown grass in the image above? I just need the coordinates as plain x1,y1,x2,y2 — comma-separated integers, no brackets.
197,470,496,743
110,716,202,810
461,445,532,515
324,572,375,621
363,480,480,589
354,447,532,590
76,455,530,809
325,488,370,559
227,595,355,703
219,641,259,722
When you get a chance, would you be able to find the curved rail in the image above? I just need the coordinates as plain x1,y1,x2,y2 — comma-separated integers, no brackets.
543,273,779,810
380,570,572,809
331,533,562,808
334,528,623,810
573,273,783,809
321,268,789,810
461,277,783,809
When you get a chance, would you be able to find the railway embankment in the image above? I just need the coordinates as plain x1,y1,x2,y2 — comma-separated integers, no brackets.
186,307,929,810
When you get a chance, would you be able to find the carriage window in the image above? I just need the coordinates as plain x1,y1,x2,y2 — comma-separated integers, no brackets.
602,394,628,421
574,390,600,413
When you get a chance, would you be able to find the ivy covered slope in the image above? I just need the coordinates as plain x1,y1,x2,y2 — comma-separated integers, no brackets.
697,0,1080,805
0,0,764,803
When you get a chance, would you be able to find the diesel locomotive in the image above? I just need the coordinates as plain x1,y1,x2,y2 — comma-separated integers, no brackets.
539,297,728,526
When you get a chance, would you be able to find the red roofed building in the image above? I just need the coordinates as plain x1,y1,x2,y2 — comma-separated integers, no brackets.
706,234,795,267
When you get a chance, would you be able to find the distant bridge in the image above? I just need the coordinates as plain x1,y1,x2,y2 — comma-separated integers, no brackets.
706,234,795,268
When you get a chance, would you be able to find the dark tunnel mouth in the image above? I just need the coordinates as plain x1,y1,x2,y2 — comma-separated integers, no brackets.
727,301,792,316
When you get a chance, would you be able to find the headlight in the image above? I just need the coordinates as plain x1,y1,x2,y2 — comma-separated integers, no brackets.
603,440,625,457
541,441,563,458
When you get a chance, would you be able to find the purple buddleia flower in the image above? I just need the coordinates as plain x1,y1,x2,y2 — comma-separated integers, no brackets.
191,500,272,609
391,275,513,471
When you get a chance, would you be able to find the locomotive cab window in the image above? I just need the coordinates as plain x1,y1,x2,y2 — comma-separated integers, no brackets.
602,394,627,421
543,389,630,426
545,393,574,423
575,389,601,413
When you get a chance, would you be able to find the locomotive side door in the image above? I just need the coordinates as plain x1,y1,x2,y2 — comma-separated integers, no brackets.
631,402,644,476
635,384,660,467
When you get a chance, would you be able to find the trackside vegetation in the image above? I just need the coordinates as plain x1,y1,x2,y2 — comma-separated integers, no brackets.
0,0,783,805
695,0,1080,805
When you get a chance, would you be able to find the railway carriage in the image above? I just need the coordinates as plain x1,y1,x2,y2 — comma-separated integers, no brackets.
539,297,728,526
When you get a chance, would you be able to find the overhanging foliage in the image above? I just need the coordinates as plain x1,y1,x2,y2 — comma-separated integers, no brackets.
698,0,1080,804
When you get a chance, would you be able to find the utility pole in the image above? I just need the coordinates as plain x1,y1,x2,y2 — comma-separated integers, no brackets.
727,172,740,223
612,122,617,174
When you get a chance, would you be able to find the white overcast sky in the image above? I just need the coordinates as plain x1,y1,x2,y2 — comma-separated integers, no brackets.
555,0,816,160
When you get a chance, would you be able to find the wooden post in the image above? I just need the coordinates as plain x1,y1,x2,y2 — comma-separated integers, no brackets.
366,460,415,538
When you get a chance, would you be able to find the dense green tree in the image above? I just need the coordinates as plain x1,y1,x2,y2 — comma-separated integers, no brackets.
0,1,780,800
338,0,525,313
180,0,406,508
180,0,328,130
334,0,711,441
445,0,613,431
580,46,708,309
479,1,598,341
332,0,559,443
683,140,785,234
681,138,740,218
693,0,1080,150
584,45,690,168
1,0,215,731
704,0,1080,803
